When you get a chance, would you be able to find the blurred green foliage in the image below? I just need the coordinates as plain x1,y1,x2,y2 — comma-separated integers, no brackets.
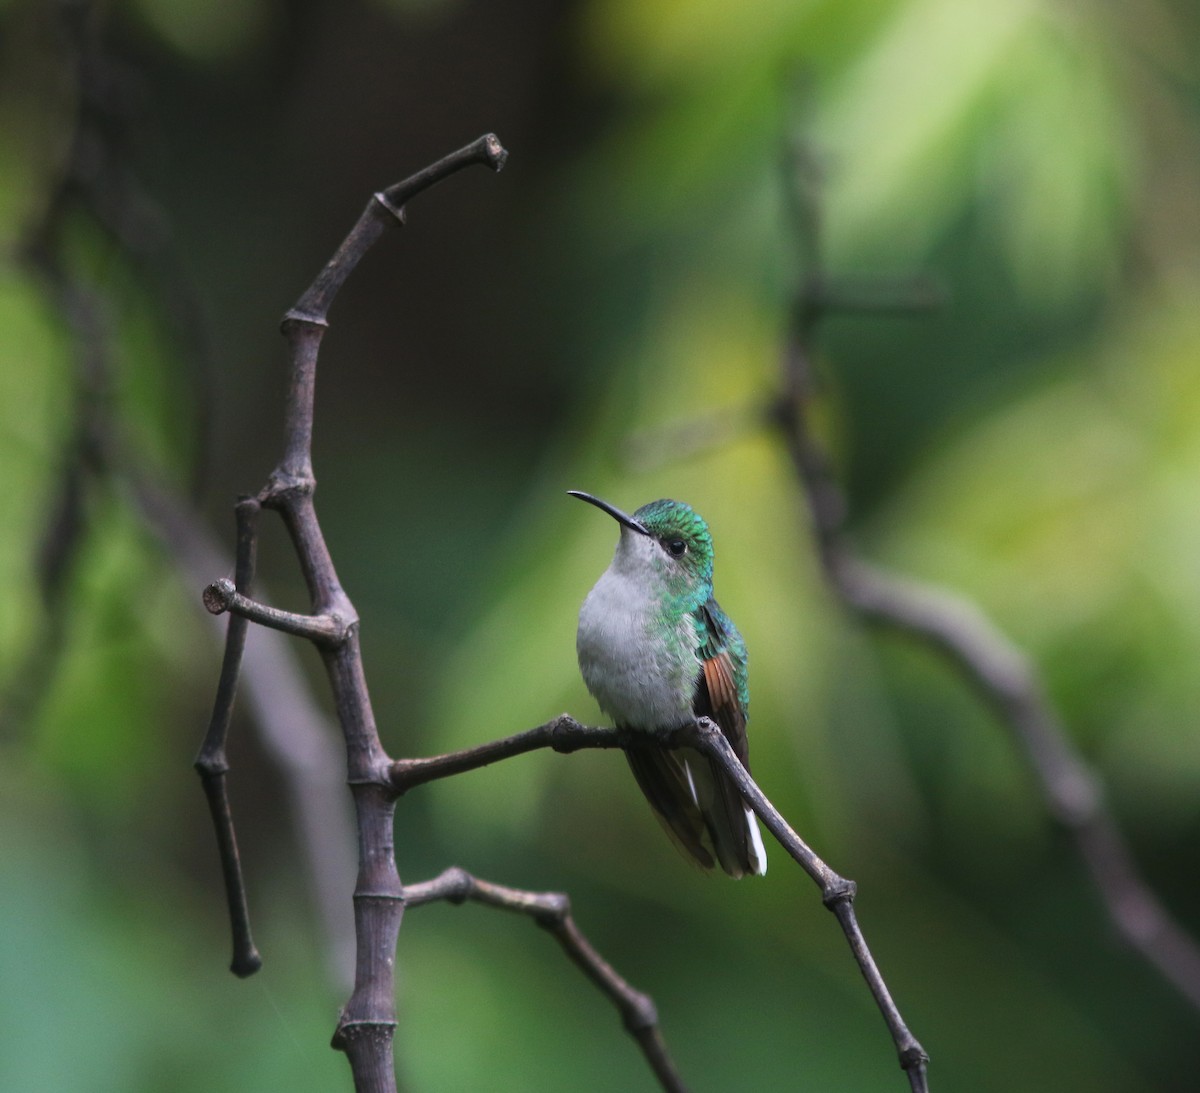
2,0,1199,1089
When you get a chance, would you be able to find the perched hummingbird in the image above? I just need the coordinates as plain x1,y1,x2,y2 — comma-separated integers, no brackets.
570,491,767,877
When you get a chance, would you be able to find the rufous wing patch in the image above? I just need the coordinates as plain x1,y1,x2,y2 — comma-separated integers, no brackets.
702,651,741,730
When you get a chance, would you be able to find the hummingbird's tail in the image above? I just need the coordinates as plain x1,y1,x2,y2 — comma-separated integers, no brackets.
625,747,767,878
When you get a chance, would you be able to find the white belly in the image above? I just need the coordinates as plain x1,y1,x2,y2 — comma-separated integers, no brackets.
576,566,699,729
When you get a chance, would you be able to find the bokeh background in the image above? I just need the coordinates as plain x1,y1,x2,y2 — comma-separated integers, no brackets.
3,0,1200,1089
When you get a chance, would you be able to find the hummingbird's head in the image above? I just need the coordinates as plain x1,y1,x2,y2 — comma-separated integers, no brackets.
569,492,715,607
632,498,714,584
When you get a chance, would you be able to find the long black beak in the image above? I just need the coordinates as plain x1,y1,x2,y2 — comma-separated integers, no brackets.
568,490,650,536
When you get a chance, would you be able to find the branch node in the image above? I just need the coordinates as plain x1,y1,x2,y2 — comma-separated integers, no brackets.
621,992,659,1034
203,577,235,615
900,1045,930,1072
441,866,472,904
372,192,407,225
481,132,509,171
193,753,230,778
548,713,589,752
531,892,571,927
280,309,329,332
684,716,720,748
231,950,264,978
260,469,315,506
822,876,857,909
331,1018,397,1052
354,890,405,904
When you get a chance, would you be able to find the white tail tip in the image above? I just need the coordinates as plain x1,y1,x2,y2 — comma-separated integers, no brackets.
746,808,767,875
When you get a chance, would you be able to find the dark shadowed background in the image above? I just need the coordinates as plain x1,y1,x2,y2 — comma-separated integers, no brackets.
3,0,1200,1089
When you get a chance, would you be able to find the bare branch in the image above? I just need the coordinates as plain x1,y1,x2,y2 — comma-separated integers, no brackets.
194,499,263,977
405,867,687,1093
288,133,506,327
813,528,1200,1012
388,715,628,795
203,577,354,646
680,719,929,1090
127,469,357,990
776,150,1200,1017
388,716,929,1089
377,134,508,213
199,137,509,1093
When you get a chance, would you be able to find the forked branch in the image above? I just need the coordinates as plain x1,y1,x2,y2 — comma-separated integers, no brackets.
199,137,509,1093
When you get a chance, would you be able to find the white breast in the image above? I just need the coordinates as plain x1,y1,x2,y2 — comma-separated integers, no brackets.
576,534,699,729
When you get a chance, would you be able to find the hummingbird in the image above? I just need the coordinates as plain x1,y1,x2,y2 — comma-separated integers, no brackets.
570,491,767,877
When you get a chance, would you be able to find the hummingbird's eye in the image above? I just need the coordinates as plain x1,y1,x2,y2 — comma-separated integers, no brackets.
666,538,687,557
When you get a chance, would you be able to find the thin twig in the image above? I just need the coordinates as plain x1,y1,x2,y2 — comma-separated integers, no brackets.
680,719,929,1089
126,469,357,990
806,499,1200,1013
194,499,263,977
389,715,628,795
405,867,688,1093
204,577,353,645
